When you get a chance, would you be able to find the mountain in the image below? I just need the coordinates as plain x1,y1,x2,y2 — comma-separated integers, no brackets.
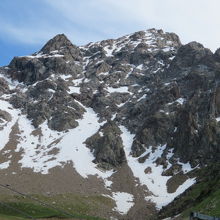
0,28,219,220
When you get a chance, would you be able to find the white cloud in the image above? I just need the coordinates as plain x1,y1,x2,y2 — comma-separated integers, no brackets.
44,0,220,51
86,0,220,51
1,0,220,51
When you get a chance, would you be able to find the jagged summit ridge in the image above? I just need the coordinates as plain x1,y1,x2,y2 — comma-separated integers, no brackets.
4,28,181,85
83,28,181,59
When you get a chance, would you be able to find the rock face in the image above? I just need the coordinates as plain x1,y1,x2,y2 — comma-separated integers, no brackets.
7,34,83,85
1,28,220,167
40,34,82,60
0,28,220,219
0,110,12,130
85,121,125,169
0,77,9,95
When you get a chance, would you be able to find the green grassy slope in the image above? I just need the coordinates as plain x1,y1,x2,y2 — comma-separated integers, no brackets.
0,214,26,220
159,163,220,219
0,194,111,220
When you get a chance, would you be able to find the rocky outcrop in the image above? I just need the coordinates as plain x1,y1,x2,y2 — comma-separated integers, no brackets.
131,112,173,157
39,34,82,61
0,77,9,95
85,121,126,169
6,34,83,85
0,110,12,130
169,42,213,74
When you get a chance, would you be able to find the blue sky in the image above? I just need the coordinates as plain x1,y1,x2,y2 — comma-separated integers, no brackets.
1,0,220,66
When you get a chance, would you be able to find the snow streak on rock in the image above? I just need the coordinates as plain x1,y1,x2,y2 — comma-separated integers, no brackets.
119,125,196,209
0,98,113,186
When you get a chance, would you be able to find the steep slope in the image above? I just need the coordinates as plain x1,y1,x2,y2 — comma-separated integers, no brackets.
0,28,219,219
159,163,220,219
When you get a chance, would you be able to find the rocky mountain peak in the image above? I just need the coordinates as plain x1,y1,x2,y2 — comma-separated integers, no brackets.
37,33,82,61
6,34,83,85
39,33,75,54
84,28,182,59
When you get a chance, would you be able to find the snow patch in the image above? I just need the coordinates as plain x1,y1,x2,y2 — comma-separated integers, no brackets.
104,44,117,57
68,86,80,94
72,78,84,86
137,94,147,102
168,98,185,106
0,100,17,151
117,103,126,108
112,192,134,215
136,64,143,70
10,101,114,187
0,72,23,90
106,86,130,94
23,52,64,59
59,74,72,81
176,98,185,105
119,125,196,209
111,113,117,121
177,161,195,174
0,161,10,169
0,98,113,188
216,117,220,122
99,71,109,76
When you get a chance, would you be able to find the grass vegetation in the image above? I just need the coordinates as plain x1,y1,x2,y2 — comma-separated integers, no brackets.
0,194,113,220
0,214,26,220
159,163,220,219
3,165,219,220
